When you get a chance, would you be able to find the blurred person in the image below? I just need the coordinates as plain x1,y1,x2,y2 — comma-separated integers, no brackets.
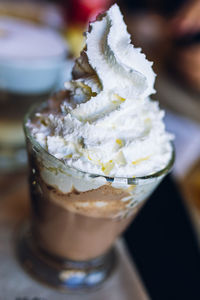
169,0,200,91
171,0,200,37
120,0,200,91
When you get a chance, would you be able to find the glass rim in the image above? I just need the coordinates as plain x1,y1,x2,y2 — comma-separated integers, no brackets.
23,100,175,184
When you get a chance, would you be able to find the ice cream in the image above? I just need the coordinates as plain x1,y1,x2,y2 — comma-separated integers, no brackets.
30,4,173,180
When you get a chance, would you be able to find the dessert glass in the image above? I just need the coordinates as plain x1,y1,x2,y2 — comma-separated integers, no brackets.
18,101,175,292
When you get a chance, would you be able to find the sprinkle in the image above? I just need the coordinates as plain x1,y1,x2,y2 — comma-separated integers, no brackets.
102,160,114,175
144,118,151,122
79,82,97,97
88,155,92,161
132,156,150,165
116,139,123,147
113,94,126,102
112,94,126,104
86,153,102,166
64,154,72,159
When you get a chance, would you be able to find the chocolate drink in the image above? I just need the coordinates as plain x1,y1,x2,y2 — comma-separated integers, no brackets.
28,144,145,261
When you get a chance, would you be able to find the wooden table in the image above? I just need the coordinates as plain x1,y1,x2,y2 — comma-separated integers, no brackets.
0,171,150,300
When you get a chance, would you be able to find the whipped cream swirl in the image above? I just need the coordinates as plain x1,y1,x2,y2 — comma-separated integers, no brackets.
32,4,174,177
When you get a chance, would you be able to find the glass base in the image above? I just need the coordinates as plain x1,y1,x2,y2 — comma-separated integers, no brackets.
17,229,117,292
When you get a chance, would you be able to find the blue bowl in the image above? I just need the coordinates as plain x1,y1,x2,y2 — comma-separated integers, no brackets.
0,54,68,94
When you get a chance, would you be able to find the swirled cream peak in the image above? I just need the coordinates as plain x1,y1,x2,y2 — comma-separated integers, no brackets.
64,4,156,120
31,4,174,178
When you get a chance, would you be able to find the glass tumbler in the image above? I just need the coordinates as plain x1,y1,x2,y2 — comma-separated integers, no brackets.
18,102,175,292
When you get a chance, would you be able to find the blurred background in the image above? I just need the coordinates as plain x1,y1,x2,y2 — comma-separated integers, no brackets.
0,0,200,299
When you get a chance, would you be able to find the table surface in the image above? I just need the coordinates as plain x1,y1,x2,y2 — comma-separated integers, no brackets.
0,172,149,300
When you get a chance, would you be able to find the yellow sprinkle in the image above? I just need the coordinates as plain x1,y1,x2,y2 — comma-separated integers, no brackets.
102,160,114,175
113,94,126,102
144,118,151,123
87,154,103,167
64,154,72,159
132,156,150,165
88,155,92,161
111,100,118,104
79,82,97,97
116,139,123,146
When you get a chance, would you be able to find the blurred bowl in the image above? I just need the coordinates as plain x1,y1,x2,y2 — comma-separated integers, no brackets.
0,56,67,94
0,17,68,94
